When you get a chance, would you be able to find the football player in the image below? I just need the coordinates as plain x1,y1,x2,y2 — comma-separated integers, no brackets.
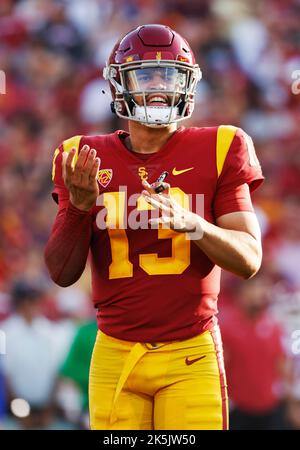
45,24,264,430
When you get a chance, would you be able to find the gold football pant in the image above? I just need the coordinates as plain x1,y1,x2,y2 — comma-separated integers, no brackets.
89,326,228,430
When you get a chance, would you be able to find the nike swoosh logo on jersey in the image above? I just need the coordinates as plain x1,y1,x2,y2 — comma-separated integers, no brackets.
185,355,206,366
172,167,194,176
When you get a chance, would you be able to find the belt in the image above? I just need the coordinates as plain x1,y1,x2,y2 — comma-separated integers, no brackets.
144,342,168,350
110,341,169,424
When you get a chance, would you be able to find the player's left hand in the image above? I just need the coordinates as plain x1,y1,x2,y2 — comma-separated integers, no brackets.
141,180,204,238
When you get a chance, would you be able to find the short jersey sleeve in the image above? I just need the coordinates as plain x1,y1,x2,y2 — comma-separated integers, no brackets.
213,126,264,219
51,135,83,209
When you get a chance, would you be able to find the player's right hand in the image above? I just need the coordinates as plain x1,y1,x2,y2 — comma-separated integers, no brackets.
62,145,100,211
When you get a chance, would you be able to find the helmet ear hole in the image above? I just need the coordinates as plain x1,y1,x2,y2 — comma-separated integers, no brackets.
110,101,116,114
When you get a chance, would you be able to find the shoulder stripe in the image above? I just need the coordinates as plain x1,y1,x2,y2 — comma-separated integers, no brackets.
216,125,237,177
62,135,82,172
52,135,82,181
62,135,82,154
51,148,60,181
62,135,83,165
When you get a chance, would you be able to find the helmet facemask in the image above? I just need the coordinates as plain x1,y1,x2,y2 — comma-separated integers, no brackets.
104,60,202,127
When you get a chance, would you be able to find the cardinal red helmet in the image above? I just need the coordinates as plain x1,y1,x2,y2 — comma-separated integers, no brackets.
103,24,202,127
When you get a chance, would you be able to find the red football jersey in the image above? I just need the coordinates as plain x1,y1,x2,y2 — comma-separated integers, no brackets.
51,125,264,342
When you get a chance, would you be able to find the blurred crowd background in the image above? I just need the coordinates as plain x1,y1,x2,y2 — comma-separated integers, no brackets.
0,0,300,430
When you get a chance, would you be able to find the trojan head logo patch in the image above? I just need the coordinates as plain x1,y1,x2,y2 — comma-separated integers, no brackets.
156,51,162,61
97,169,113,188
